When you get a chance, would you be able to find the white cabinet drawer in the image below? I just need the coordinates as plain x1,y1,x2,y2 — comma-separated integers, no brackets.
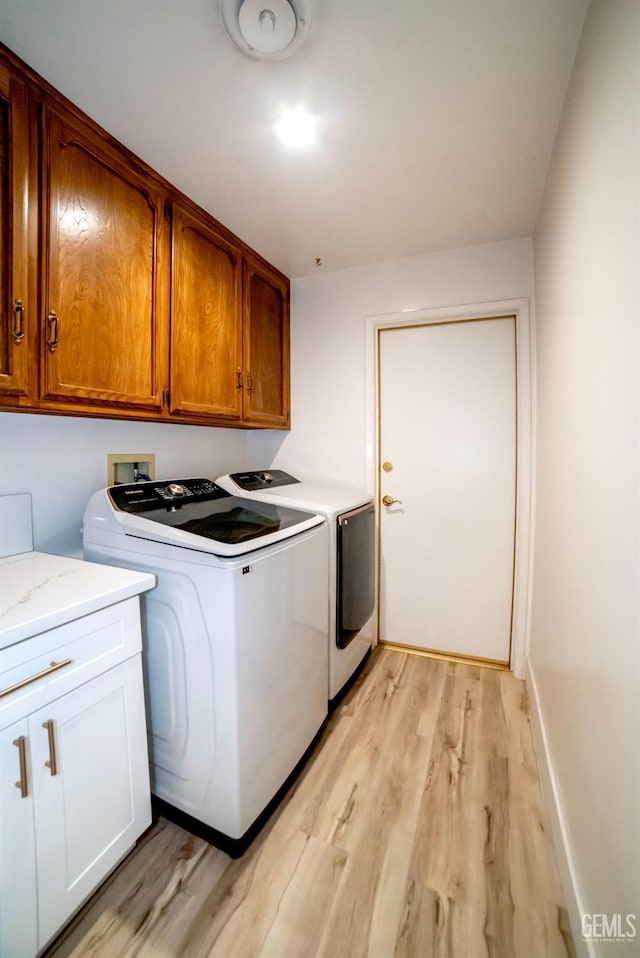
0,597,142,730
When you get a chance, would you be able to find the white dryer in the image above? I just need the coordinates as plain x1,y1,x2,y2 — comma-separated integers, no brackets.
216,470,375,702
83,477,328,856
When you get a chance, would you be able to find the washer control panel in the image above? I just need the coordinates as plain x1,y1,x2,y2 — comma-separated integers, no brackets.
228,470,300,491
108,478,228,513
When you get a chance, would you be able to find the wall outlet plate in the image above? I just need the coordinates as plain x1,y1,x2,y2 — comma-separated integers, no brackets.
107,454,156,486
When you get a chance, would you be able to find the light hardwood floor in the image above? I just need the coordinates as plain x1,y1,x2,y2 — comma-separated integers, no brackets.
45,649,574,958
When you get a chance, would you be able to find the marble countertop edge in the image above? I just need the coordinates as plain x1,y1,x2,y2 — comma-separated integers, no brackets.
0,551,155,651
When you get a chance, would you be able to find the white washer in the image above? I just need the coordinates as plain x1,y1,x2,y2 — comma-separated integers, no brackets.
216,470,375,702
83,477,328,855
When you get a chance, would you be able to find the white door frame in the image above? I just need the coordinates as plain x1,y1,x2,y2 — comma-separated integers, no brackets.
365,298,533,678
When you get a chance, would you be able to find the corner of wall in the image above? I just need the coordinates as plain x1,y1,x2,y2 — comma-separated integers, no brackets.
525,657,596,958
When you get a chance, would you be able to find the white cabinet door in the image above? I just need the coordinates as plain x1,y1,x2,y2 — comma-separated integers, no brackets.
32,657,151,949
0,719,38,958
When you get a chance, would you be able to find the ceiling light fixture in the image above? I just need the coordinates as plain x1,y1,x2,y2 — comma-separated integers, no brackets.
220,0,315,60
274,108,316,148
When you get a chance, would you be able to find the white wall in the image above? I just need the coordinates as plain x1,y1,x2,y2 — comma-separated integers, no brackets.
530,1,639,954
1,240,535,561
0,413,248,557
248,237,535,486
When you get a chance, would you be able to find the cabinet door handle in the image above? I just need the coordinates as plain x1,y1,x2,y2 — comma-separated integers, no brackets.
42,719,59,776
246,372,253,393
13,736,29,798
237,368,243,390
46,309,59,352
0,658,73,700
12,299,25,344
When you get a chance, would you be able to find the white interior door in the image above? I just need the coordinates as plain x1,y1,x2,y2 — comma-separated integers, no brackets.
378,316,516,664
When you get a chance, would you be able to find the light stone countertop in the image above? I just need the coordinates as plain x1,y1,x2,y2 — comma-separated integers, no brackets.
0,551,155,651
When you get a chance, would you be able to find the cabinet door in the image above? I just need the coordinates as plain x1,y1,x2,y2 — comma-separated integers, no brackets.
0,719,38,958
0,62,33,398
32,657,151,950
170,205,243,419
243,258,290,428
41,104,168,410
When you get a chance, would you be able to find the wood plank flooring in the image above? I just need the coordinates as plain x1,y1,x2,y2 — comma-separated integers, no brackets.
45,649,574,958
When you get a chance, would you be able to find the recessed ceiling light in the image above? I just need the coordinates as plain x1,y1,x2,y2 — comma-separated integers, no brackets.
274,108,317,148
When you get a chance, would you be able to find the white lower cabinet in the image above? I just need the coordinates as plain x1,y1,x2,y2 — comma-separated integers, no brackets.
34,658,150,950
0,718,38,958
0,598,152,957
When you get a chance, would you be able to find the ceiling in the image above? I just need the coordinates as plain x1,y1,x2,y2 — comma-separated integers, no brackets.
0,0,588,278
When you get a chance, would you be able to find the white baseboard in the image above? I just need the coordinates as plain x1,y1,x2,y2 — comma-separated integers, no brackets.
525,658,597,958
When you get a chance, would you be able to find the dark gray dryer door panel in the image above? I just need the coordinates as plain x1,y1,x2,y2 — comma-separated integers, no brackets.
337,502,375,648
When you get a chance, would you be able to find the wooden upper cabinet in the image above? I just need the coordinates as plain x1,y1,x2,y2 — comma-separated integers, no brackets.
170,208,290,427
0,62,33,398
170,204,243,420
243,257,290,428
0,45,290,428
41,105,168,409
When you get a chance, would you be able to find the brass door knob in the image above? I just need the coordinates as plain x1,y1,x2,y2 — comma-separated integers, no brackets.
382,495,402,506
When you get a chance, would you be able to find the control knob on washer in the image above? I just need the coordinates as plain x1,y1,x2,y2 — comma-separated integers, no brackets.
167,483,186,497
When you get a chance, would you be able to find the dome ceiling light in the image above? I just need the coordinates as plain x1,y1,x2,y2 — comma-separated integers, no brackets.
220,0,315,60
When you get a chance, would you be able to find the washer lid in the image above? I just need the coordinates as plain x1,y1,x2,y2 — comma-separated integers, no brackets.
127,496,319,544
88,479,324,557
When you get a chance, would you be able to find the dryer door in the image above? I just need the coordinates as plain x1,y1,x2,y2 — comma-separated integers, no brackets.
336,502,375,648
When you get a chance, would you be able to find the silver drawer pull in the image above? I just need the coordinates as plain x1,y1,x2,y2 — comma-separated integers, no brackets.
13,735,29,798
42,719,59,776
0,659,73,700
